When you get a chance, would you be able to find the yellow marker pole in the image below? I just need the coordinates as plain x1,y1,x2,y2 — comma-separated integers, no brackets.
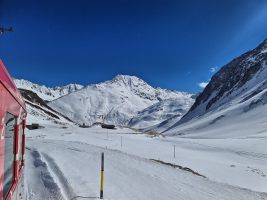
100,152,104,199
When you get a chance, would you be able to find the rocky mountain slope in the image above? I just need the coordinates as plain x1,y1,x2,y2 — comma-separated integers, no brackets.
48,75,194,126
165,39,267,137
19,89,74,126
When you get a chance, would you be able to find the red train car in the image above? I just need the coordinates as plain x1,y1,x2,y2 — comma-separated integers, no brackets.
0,60,27,200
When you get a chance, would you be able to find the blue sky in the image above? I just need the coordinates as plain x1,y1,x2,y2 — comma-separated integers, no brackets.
1,0,267,93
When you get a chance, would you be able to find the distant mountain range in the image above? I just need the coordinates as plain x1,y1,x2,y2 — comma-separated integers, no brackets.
14,38,267,135
14,75,194,128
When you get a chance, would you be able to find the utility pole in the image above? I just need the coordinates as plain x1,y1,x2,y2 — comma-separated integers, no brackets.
0,27,14,35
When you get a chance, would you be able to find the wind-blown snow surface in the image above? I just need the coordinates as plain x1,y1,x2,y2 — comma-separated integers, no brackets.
48,75,193,126
14,79,83,101
25,125,267,200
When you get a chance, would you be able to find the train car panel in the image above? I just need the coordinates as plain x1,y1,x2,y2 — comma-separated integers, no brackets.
0,60,27,200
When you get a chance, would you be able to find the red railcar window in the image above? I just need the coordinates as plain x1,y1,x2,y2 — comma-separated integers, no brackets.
3,113,15,199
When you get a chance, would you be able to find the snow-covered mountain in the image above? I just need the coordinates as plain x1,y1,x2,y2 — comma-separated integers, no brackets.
14,79,82,126
165,38,267,137
18,89,75,126
14,79,83,101
128,97,194,129
48,75,194,126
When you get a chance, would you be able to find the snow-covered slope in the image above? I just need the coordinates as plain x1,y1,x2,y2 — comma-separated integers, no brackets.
26,101,73,126
14,79,83,101
49,75,194,126
165,38,267,136
128,97,194,129
19,89,75,126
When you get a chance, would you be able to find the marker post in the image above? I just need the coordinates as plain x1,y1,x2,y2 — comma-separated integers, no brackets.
100,152,104,199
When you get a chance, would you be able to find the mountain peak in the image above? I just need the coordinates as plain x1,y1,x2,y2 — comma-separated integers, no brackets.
109,75,148,88
112,74,142,82
54,83,83,91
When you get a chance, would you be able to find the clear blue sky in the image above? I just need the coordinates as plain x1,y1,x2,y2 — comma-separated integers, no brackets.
1,0,267,93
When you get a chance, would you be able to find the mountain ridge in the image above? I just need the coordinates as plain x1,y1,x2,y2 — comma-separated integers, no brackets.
47,75,194,126
14,78,84,101
164,38,267,136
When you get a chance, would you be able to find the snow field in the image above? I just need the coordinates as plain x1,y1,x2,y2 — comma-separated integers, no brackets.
25,125,267,199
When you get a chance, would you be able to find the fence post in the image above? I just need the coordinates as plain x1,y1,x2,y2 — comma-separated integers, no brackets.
100,152,104,199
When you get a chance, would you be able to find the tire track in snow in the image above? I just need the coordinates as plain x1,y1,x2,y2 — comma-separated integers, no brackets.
41,153,76,200
31,149,64,200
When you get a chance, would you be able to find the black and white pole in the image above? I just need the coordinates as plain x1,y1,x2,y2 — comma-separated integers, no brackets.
100,152,104,199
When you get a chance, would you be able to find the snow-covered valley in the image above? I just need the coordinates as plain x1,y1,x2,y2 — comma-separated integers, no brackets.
25,124,267,200
15,39,267,199
3,1,267,199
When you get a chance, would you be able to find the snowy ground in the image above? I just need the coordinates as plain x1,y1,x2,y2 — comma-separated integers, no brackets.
25,124,267,200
